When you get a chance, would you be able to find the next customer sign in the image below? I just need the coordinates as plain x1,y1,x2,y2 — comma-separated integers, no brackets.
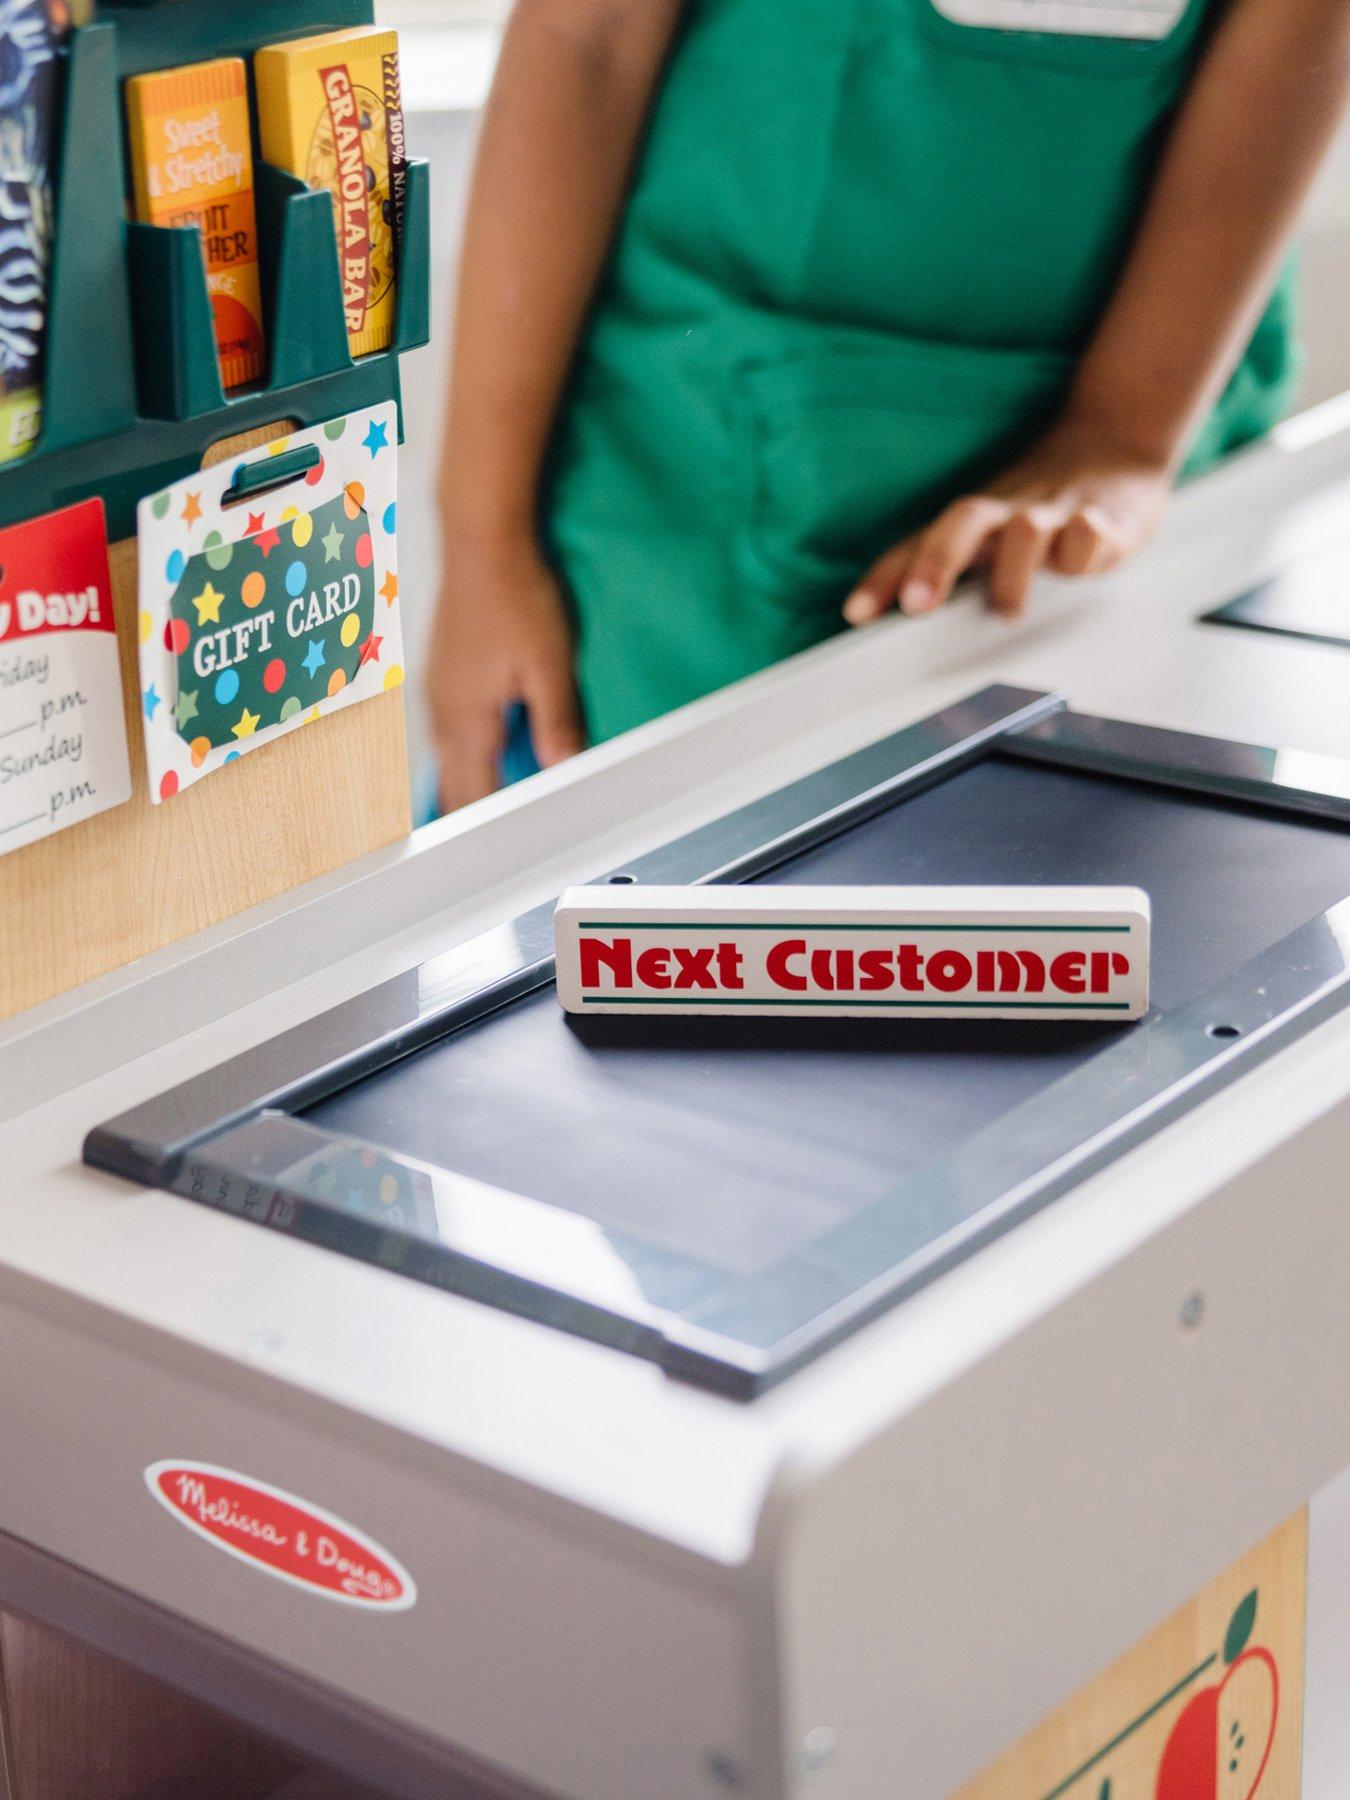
554,885,1151,1021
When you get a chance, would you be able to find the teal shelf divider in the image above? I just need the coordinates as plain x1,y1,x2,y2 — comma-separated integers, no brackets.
257,162,353,390
29,21,136,457
99,0,375,76
0,0,431,541
394,158,432,354
127,221,229,421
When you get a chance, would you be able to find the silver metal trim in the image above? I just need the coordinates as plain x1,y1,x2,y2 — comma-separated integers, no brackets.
1005,711,1350,824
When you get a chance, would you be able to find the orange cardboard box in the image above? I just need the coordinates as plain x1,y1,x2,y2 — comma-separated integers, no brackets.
254,27,404,359
126,57,265,390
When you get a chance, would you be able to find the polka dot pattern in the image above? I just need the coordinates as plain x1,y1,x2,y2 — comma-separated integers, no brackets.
143,408,401,800
203,530,233,572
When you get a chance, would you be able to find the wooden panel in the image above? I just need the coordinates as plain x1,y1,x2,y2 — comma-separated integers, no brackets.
0,423,410,1019
953,1510,1307,1800
0,1609,527,1798
0,1611,300,1800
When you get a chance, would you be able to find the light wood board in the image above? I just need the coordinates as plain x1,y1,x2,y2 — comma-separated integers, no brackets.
953,1509,1308,1800
0,1610,301,1799
0,423,410,1019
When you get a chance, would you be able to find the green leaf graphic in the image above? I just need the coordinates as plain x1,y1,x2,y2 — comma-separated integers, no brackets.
1224,1589,1258,1664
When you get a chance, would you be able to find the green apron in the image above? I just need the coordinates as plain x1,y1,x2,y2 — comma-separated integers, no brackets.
545,0,1298,744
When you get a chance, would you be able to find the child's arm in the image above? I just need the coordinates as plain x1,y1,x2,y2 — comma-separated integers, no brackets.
846,0,1350,626
430,0,684,809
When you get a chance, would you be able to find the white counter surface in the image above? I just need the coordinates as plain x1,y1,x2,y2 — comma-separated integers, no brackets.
1,400,1347,1799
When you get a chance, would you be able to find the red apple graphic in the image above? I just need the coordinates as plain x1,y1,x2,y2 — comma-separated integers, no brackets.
1155,1592,1279,1800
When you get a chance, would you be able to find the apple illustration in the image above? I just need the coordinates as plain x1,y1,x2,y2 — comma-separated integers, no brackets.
1155,1592,1279,1800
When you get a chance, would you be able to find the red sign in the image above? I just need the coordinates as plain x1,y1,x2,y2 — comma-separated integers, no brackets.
145,1461,416,1610
555,884,1152,1020
0,496,113,643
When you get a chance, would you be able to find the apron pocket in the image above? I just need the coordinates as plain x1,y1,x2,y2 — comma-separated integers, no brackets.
931,0,1187,37
735,336,1071,604
918,0,1200,70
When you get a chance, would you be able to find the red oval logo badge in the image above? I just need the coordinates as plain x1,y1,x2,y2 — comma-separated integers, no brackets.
145,1461,416,1610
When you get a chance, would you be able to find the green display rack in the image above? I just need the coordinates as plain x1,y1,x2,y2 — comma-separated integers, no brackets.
0,0,431,540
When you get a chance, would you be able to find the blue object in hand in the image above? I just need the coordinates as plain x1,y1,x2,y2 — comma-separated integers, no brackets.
499,701,542,787
414,703,542,826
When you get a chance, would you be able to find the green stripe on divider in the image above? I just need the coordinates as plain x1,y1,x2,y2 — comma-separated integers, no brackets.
579,997,1132,1011
576,922,1132,933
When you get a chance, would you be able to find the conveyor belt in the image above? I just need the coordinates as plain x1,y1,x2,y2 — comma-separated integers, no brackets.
303,759,1350,1280
86,690,1350,1393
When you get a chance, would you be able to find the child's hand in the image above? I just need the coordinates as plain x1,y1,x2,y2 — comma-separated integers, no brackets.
427,533,584,813
842,420,1174,626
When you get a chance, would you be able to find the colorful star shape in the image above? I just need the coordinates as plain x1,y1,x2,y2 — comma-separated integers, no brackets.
255,526,282,557
181,491,202,526
244,511,265,538
322,522,345,563
358,631,383,666
231,707,261,740
362,418,389,459
142,682,161,721
174,687,199,730
378,571,398,605
192,582,224,625
301,637,326,678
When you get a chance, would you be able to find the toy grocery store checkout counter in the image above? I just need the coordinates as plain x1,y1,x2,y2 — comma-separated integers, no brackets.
1,9,1349,1795
1,366,1347,1796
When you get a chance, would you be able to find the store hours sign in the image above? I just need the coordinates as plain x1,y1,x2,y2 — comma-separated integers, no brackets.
0,497,131,855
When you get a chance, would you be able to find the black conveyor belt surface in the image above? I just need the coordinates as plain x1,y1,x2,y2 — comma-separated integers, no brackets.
303,760,1350,1275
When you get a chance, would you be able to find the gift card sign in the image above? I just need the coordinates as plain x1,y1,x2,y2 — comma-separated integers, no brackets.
555,884,1152,1020
0,498,131,855
138,404,403,800
167,487,378,751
